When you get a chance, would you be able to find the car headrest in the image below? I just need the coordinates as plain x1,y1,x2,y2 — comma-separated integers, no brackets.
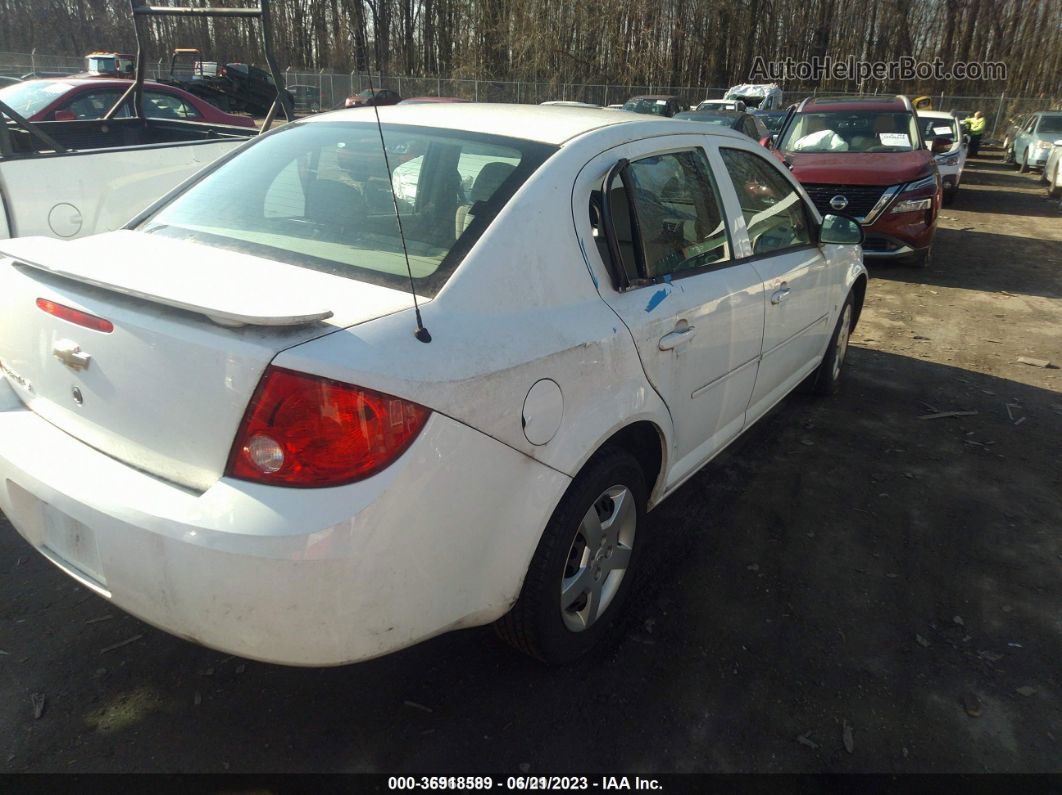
470,162,516,203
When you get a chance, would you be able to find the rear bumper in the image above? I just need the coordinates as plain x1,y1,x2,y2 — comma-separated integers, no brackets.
0,376,569,665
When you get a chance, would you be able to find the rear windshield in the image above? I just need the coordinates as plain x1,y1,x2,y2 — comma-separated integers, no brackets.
781,111,921,153
673,113,734,126
1036,115,1062,134
139,122,554,297
623,98,671,115
0,79,73,116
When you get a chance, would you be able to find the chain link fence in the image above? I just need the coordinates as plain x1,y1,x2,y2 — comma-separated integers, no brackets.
2,50,1057,140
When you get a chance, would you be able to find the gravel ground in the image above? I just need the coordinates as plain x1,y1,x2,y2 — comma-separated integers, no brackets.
1,149,1059,774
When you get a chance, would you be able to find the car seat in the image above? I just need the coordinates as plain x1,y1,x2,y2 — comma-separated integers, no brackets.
455,161,515,237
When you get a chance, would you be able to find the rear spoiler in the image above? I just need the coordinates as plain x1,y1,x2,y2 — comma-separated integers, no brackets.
1,237,333,328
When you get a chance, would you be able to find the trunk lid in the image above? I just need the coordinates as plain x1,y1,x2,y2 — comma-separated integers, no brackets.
0,231,416,492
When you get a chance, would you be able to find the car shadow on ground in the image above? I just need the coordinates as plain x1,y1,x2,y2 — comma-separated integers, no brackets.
3,349,1059,774
868,226,1062,300
952,156,1061,219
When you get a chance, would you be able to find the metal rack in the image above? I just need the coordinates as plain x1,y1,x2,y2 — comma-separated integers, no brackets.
104,0,294,131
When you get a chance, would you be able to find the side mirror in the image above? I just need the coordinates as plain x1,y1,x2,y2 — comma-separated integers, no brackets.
758,136,772,149
53,110,76,121
820,213,864,246
931,136,951,154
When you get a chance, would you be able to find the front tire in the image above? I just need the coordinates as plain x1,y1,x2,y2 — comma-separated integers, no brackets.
496,447,646,664
1020,152,1030,173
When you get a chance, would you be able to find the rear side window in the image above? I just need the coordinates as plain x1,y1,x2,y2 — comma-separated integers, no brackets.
720,148,813,255
596,148,730,286
140,122,555,297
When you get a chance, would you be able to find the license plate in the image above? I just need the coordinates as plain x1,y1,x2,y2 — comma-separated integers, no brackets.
7,481,107,587
41,503,105,586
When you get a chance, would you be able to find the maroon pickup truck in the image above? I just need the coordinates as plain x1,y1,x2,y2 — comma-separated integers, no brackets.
777,95,946,267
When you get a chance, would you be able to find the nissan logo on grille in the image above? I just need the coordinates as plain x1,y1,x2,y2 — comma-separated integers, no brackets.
829,195,849,211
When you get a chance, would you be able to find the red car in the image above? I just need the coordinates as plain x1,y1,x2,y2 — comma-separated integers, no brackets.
343,87,402,108
0,78,256,128
776,95,945,267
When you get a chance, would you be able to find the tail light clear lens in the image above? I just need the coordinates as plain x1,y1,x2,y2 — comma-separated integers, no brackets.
227,366,430,487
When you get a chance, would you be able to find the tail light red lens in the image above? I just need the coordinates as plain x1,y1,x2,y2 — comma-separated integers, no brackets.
227,366,430,487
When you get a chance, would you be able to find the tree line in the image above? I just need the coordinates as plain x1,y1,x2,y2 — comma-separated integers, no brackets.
1,0,1060,97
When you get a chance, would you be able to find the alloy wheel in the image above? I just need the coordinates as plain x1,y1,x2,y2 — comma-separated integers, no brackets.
832,304,852,381
560,485,637,632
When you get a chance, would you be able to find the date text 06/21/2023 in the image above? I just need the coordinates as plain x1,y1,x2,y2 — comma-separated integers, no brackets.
386,776,664,791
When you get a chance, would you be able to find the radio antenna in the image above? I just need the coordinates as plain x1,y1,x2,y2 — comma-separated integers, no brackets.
365,72,431,343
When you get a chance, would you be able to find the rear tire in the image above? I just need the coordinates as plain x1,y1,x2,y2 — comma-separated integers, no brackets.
802,294,855,396
495,447,646,664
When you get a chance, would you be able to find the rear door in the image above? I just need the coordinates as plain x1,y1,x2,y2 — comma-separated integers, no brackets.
576,136,766,487
713,144,831,421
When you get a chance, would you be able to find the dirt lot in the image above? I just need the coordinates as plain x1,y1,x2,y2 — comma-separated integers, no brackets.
1,151,1060,774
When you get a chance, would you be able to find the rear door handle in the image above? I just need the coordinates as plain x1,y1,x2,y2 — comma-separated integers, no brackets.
659,325,696,350
770,285,791,305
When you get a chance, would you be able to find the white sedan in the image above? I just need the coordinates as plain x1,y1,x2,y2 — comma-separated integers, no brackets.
919,110,968,205
0,105,867,666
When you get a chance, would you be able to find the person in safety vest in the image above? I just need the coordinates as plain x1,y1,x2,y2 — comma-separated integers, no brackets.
962,111,986,157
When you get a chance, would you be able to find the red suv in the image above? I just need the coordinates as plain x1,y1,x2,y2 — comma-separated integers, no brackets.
777,96,943,267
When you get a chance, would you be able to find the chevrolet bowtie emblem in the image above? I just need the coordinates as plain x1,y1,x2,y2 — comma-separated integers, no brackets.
53,339,92,371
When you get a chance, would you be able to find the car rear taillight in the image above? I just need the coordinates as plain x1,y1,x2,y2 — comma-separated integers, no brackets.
226,366,430,487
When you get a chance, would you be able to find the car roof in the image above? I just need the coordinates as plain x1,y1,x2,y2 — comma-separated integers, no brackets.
800,95,909,112
627,95,679,101
23,77,177,91
917,110,957,120
305,103,752,146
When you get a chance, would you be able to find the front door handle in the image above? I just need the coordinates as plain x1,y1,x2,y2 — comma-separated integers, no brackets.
659,325,696,350
771,285,792,305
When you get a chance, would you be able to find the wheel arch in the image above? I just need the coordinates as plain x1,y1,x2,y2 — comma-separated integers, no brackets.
850,273,868,329
590,420,668,508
